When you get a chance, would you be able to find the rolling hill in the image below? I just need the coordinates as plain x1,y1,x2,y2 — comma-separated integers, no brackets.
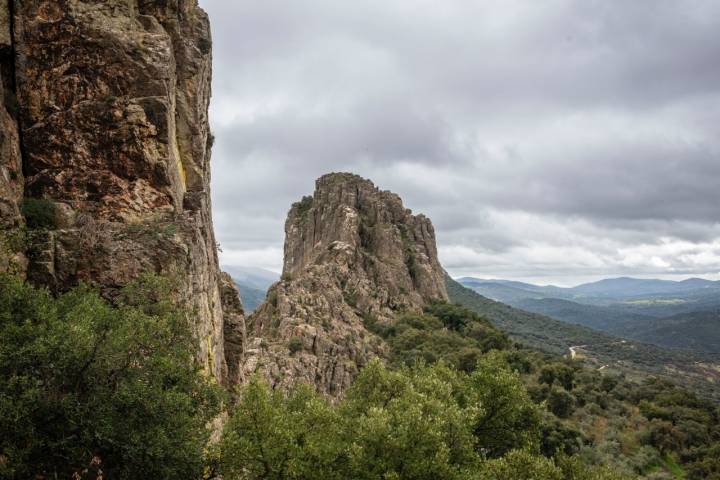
447,277,720,400
460,276,720,353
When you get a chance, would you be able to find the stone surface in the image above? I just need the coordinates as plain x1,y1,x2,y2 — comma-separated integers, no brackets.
244,173,447,395
221,271,247,387
0,0,25,276
4,0,244,386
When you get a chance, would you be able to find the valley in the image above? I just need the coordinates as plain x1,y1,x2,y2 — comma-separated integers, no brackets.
459,277,720,354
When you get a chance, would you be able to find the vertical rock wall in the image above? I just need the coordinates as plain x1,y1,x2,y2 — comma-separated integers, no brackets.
0,0,25,275
0,0,244,386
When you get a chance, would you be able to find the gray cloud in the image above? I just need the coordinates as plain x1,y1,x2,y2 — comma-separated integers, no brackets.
201,0,720,283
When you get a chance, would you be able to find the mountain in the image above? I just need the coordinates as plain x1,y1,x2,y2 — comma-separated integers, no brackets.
223,266,278,291
456,277,549,291
233,283,266,314
631,309,720,352
0,0,244,387
514,297,656,335
459,276,720,354
242,173,448,394
222,266,278,313
447,278,720,399
448,278,615,354
459,276,720,302
572,277,720,297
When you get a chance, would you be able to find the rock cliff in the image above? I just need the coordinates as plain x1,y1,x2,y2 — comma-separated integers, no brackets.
0,0,244,386
244,173,447,395
0,1,24,275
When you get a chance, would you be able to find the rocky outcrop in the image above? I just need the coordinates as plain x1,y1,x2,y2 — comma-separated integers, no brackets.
244,173,447,395
0,0,243,386
0,1,25,275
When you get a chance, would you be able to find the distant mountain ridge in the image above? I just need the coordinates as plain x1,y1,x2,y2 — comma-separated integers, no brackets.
458,275,720,354
222,266,279,313
459,276,720,297
447,278,720,400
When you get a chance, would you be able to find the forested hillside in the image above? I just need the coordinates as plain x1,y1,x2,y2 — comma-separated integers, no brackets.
221,299,720,479
447,279,720,401
460,277,720,353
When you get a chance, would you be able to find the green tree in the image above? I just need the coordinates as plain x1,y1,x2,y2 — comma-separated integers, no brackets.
0,274,222,480
475,450,562,480
468,352,541,457
341,360,480,480
220,377,344,480
547,387,575,418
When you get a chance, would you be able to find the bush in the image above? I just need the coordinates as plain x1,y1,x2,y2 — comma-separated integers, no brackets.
21,197,57,230
0,274,223,479
295,195,314,220
548,387,575,418
220,377,342,480
288,336,303,354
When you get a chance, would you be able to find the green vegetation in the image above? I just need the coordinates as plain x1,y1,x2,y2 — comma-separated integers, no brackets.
20,198,57,230
447,277,720,401
288,336,303,354
3,272,718,479
121,220,178,239
373,302,509,372
221,300,719,479
0,274,223,480
220,360,624,480
295,195,314,221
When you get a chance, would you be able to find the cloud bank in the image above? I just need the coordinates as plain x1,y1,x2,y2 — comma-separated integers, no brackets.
201,0,720,285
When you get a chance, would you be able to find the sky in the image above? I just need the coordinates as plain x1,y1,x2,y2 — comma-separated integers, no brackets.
199,0,720,286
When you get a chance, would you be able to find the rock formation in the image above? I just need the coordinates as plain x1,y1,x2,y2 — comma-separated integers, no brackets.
0,1,24,275
0,0,244,386
244,173,447,395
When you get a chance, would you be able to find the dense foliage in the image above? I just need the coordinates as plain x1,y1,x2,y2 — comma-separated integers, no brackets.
0,274,223,480
446,278,720,401
20,197,57,230
221,361,626,480
222,301,720,479
2,273,718,479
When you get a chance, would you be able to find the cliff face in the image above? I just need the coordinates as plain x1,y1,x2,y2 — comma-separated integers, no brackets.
0,1,24,275
245,173,447,395
0,0,244,386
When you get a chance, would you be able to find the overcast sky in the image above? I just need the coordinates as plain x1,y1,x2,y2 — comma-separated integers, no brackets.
200,0,720,286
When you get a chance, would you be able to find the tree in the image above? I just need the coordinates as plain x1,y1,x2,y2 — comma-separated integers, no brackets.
341,360,479,480
220,377,344,480
641,419,687,455
475,450,562,480
468,352,541,457
547,387,575,418
0,274,222,480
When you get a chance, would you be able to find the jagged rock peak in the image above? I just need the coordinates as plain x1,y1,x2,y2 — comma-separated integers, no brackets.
243,172,447,395
284,172,448,304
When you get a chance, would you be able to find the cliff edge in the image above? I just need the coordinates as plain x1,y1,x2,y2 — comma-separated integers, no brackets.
0,0,244,386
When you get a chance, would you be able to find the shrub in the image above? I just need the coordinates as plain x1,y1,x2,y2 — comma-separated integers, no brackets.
21,197,57,230
295,195,313,220
548,387,575,418
0,274,223,479
288,336,303,354
220,377,342,480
